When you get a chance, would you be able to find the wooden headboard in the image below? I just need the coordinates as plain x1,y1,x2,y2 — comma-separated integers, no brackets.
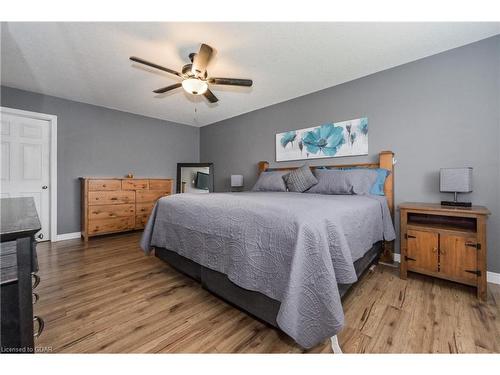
258,150,395,262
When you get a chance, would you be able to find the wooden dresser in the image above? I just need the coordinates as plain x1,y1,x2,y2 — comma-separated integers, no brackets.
80,177,173,241
399,202,490,300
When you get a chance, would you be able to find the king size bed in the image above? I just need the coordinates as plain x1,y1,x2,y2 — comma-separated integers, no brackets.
141,151,396,352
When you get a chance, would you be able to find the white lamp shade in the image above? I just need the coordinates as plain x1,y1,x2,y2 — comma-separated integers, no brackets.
231,175,244,187
440,168,473,193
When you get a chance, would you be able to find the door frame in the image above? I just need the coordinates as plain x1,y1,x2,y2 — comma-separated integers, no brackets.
0,106,58,241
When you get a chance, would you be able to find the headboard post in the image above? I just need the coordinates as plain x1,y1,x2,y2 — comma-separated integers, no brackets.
379,151,394,217
258,161,269,174
378,150,395,263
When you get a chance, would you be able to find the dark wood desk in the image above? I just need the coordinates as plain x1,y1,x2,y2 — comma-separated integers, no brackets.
1,197,42,353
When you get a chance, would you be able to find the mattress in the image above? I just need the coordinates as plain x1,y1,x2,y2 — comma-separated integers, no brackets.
154,241,382,328
141,192,395,348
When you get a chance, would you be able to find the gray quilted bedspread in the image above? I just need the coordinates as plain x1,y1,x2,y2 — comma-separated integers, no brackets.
141,192,395,348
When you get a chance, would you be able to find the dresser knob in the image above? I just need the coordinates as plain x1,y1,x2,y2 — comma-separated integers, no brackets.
33,292,39,304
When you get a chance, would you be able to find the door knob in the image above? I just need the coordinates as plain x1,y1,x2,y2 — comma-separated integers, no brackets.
42,185,48,189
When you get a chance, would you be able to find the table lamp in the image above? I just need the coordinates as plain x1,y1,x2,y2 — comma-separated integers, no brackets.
440,167,472,207
231,175,244,192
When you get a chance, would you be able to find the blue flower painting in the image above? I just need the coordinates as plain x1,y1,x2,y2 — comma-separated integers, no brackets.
280,131,297,148
358,117,368,135
275,117,368,161
302,124,345,156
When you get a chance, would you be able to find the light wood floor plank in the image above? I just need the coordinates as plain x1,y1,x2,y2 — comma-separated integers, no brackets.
34,232,500,353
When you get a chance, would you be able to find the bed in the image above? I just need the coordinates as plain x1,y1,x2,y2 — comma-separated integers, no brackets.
141,151,396,352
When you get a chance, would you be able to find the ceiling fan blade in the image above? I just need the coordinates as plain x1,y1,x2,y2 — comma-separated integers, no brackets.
153,83,182,94
209,78,253,87
203,89,219,103
130,56,181,78
192,44,214,76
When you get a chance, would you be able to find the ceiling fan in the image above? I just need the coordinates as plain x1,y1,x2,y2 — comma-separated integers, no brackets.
129,43,253,103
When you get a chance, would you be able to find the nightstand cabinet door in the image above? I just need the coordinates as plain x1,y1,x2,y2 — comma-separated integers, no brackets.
439,235,478,284
406,230,438,273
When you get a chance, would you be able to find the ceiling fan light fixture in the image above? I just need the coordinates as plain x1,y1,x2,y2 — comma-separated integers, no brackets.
182,78,208,95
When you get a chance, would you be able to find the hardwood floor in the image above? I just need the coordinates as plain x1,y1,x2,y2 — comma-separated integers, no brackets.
34,232,500,353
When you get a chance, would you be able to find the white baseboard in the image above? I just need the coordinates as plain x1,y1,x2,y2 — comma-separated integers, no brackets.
54,232,81,241
487,271,500,285
391,253,499,285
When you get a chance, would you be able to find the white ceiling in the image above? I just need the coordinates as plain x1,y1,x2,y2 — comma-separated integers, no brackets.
1,22,499,127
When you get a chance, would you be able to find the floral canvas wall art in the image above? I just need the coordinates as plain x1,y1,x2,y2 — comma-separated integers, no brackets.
275,117,368,162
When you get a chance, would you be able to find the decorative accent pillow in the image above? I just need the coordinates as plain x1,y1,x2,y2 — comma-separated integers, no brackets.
305,169,378,195
251,171,288,192
369,168,390,195
342,167,390,195
283,165,318,192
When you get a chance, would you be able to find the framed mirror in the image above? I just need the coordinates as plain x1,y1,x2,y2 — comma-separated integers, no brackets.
176,163,214,194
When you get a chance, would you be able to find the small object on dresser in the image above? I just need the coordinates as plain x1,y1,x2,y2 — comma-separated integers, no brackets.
440,167,472,207
126,173,134,178
231,175,244,192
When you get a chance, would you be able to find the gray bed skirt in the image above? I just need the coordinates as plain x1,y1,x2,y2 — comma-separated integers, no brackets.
154,242,382,330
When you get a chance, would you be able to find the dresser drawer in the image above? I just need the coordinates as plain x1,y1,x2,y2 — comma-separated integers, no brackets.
136,190,169,203
135,214,150,229
88,217,135,235
136,202,155,216
149,179,172,192
88,179,121,191
88,204,135,220
122,179,149,190
88,191,135,205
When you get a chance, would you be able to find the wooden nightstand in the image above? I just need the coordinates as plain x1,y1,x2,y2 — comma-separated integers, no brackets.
399,202,490,300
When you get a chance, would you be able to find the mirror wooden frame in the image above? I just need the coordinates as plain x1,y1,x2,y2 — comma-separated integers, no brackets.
176,163,214,194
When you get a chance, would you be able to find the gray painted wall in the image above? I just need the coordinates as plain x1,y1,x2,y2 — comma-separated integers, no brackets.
200,36,500,273
1,86,200,235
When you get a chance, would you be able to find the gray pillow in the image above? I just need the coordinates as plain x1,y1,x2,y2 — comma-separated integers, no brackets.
283,165,318,192
306,168,378,195
251,171,287,192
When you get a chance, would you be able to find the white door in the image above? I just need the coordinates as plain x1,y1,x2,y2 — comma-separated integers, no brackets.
1,111,51,241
